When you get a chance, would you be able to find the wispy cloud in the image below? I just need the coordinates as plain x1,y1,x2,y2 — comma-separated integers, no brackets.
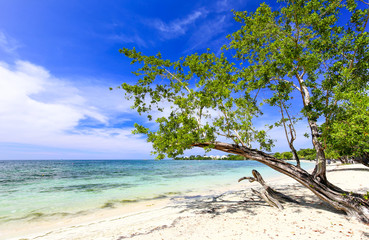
110,33,148,48
185,15,230,52
150,9,207,39
215,0,232,12
0,60,152,159
0,31,21,55
214,0,248,12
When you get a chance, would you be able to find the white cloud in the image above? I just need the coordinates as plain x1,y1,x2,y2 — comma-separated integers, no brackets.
0,60,152,159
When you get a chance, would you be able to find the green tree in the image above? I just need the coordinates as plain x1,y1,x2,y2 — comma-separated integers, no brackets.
118,0,369,223
226,154,246,160
274,152,282,159
281,152,293,160
297,148,316,160
321,87,369,166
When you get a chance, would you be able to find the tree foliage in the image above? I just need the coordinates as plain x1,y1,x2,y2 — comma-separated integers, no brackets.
281,152,294,160
322,87,369,159
297,148,317,160
274,152,282,159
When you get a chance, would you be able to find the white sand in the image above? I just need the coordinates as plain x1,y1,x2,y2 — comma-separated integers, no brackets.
3,163,369,240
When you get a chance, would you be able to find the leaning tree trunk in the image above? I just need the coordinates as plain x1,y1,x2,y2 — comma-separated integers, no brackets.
192,142,369,223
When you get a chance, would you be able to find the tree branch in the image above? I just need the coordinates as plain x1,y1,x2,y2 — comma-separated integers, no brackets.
358,0,369,6
162,67,206,138
271,77,301,92
162,67,191,93
220,104,247,147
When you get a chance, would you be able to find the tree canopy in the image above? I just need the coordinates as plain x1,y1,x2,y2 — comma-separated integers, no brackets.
322,86,369,159
120,0,368,164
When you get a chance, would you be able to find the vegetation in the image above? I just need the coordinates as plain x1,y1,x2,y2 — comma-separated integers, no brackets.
297,148,316,160
174,155,212,160
281,152,293,160
274,149,317,160
118,0,369,223
173,154,245,160
321,88,369,166
273,152,282,159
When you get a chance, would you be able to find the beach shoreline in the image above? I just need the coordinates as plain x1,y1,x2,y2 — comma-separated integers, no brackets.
2,163,369,240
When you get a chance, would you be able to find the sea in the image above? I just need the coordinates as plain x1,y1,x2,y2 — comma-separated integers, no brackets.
0,159,315,224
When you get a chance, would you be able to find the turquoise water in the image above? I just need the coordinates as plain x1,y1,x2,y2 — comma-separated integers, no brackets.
0,160,314,223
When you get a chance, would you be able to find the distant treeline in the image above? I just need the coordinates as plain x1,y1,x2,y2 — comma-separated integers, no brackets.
173,154,246,160
174,148,317,161
274,148,316,160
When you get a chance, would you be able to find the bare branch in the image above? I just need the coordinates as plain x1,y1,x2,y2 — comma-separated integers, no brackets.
216,131,237,139
300,67,306,80
220,105,247,147
358,0,369,6
163,67,207,138
162,68,191,93
253,87,262,102
272,77,302,92
319,0,343,17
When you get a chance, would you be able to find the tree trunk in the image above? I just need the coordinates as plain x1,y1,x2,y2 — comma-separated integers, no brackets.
355,155,369,168
300,84,327,183
192,142,369,223
290,144,301,168
309,119,327,182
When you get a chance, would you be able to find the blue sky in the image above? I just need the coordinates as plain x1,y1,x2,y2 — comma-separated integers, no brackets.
0,0,314,160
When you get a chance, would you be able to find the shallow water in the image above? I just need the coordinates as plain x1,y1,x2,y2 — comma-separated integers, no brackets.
0,159,314,223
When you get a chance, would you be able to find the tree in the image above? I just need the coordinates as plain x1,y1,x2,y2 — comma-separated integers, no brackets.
297,148,316,160
280,105,301,165
281,152,293,160
274,152,282,159
118,0,369,223
321,86,369,166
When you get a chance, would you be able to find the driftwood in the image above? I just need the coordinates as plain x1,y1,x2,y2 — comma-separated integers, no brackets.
238,169,299,210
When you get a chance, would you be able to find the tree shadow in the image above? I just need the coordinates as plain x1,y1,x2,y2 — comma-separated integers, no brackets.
170,185,346,218
273,184,345,215
170,190,265,217
328,168,369,172
115,185,352,240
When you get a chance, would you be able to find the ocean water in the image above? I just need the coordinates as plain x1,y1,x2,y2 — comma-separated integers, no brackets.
0,159,314,224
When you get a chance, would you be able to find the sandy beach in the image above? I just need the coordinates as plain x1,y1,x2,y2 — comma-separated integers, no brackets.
3,163,369,240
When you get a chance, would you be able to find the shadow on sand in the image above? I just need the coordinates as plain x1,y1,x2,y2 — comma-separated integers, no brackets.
170,184,345,218
328,167,369,172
